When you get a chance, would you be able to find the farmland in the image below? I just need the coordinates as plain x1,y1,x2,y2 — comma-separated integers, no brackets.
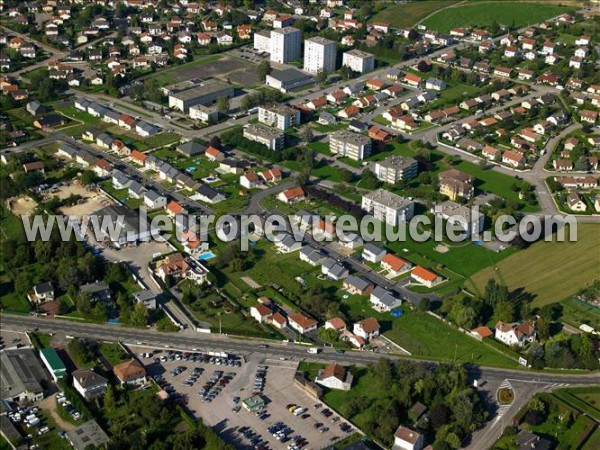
423,2,573,33
372,1,460,28
468,224,600,306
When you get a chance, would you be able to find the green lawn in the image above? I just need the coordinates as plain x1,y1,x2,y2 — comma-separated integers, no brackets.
558,297,600,330
553,387,600,421
382,310,519,367
423,2,573,33
98,342,129,366
372,1,460,27
468,224,600,306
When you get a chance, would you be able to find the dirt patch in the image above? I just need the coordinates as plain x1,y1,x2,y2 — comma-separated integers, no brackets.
38,394,77,432
53,185,114,217
435,244,450,253
7,195,38,216
241,276,261,289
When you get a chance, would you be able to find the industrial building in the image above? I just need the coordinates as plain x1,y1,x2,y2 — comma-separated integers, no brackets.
168,80,234,113
1,348,47,404
266,69,315,93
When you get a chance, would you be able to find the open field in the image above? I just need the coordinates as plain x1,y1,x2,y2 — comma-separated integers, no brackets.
372,1,460,28
468,224,600,306
558,297,600,330
423,2,573,33
552,386,600,421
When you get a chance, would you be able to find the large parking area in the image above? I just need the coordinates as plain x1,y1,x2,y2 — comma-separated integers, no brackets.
138,349,356,449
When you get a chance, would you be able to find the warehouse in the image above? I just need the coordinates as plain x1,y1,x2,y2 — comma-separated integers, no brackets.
1,348,47,404
168,80,234,112
39,348,67,381
266,68,315,93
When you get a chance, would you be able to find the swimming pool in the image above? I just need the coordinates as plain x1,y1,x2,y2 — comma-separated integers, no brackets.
198,251,216,261
203,176,218,183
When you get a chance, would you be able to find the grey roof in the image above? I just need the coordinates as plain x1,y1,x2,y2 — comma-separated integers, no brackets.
197,183,221,200
371,286,400,308
136,121,159,134
80,281,110,296
0,349,46,401
112,170,132,188
363,243,386,256
177,141,206,156
133,290,157,302
88,102,108,115
103,109,120,121
345,275,371,292
72,369,107,389
348,120,368,131
144,190,163,202
128,180,146,196
59,143,78,157
269,68,314,83
96,133,114,145
279,234,300,249
66,420,110,450
426,77,445,87
322,258,347,278
34,282,53,294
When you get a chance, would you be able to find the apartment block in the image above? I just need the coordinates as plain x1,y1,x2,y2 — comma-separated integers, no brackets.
304,36,336,74
243,124,285,150
329,130,372,161
258,104,301,130
270,27,301,63
374,155,418,183
342,49,375,74
361,189,415,227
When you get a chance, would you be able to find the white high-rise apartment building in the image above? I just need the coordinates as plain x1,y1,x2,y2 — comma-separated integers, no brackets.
342,49,375,74
304,37,336,74
270,27,301,64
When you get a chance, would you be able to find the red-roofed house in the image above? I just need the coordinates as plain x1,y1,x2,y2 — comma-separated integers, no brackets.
410,266,443,288
250,304,273,323
381,254,412,277
205,146,225,161
278,186,306,204
288,313,317,334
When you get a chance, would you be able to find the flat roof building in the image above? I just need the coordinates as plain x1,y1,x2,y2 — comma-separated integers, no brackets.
266,68,315,93
243,124,285,150
432,201,484,234
66,420,110,450
374,155,418,183
270,27,301,64
1,348,47,404
342,49,375,74
258,104,301,131
329,130,372,161
304,36,336,74
362,189,414,227
168,80,234,113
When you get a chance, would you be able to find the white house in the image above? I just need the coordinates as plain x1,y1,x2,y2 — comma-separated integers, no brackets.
361,243,387,263
314,363,353,391
353,318,380,341
143,190,167,209
494,321,536,347
72,369,108,400
288,312,318,335
370,286,401,312
394,425,424,450
250,304,273,323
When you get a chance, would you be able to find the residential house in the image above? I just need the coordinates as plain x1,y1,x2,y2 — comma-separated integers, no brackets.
362,243,387,263
72,369,108,400
381,254,412,277
288,313,318,335
343,276,373,296
321,258,349,281
394,425,425,450
495,321,536,347
353,318,380,341
410,266,443,288
314,364,353,391
113,359,146,386
370,286,401,312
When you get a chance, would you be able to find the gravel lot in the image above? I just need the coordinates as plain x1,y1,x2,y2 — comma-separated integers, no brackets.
141,352,355,449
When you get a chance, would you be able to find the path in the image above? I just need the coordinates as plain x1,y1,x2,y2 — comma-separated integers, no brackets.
38,394,77,432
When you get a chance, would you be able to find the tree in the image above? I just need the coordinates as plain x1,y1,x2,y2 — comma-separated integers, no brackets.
209,135,221,148
256,60,272,81
536,317,551,341
130,303,149,327
418,298,431,311
339,169,354,183
299,127,314,143
104,384,117,411
80,170,98,186
316,69,328,85
216,96,230,114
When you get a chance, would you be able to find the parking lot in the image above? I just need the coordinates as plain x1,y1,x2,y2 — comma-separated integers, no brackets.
139,350,356,449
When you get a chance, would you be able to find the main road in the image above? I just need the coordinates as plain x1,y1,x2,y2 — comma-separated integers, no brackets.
2,314,597,386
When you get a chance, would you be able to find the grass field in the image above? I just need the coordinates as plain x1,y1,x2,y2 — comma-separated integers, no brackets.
468,224,600,306
558,297,600,330
423,2,573,33
553,386,600,421
372,1,460,28
98,342,129,366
